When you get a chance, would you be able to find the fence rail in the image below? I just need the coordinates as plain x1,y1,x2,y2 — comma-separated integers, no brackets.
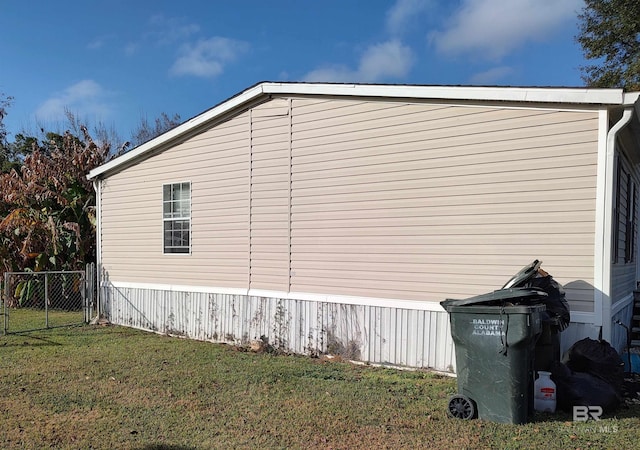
2,265,94,334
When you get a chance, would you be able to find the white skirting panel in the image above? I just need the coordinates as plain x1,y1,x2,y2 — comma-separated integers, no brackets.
102,284,608,373
101,284,457,373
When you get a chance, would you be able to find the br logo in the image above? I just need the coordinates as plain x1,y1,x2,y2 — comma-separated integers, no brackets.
573,406,603,421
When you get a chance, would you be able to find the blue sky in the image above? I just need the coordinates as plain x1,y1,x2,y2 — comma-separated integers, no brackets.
0,0,587,143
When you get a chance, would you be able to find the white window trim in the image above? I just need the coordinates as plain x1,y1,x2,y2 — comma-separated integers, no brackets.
162,181,192,255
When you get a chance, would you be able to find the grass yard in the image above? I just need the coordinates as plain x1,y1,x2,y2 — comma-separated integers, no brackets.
0,318,639,449
3,307,85,334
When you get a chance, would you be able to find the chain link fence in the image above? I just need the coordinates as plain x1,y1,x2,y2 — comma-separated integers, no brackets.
2,265,94,334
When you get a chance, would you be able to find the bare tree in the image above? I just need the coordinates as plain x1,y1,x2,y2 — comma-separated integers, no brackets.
0,93,15,171
130,112,182,148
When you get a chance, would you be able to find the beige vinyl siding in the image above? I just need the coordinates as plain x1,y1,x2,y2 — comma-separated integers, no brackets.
100,95,601,313
249,99,291,291
289,98,599,311
100,112,251,288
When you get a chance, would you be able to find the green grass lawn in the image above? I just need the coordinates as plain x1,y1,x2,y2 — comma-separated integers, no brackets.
3,307,85,334
0,317,638,449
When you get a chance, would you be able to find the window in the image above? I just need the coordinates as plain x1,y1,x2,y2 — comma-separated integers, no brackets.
613,157,622,262
626,182,637,263
163,182,191,254
613,155,637,264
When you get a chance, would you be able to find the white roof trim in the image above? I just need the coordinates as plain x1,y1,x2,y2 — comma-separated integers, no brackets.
88,81,633,180
623,91,640,105
262,82,625,104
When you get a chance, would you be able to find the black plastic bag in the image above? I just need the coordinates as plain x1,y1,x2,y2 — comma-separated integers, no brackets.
562,338,624,397
528,275,570,331
551,361,621,413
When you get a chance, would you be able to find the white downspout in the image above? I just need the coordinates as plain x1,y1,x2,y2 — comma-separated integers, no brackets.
602,108,634,342
92,178,102,319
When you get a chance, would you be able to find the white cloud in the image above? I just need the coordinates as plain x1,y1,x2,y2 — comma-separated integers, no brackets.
87,33,118,51
36,80,112,122
303,65,354,83
469,66,515,84
124,14,200,56
360,40,415,81
386,0,432,35
304,40,413,83
87,38,105,50
430,0,583,60
170,37,249,78
124,42,139,56
303,1,424,84
147,14,200,46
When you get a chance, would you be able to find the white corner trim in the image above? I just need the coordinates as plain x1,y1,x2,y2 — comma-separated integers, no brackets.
594,108,610,327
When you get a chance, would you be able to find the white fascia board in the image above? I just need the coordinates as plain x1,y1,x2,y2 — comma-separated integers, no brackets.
261,82,625,105
87,83,266,180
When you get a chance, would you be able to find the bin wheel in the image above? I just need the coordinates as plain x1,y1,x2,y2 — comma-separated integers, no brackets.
447,395,476,420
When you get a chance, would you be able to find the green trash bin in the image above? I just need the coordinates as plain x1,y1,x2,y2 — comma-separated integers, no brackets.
441,289,545,424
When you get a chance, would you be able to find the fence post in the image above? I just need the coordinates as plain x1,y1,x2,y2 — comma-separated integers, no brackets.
2,273,6,335
85,263,95,322
84,266,88,323
44,273,49,328
95,262,101,319
84,264,90,323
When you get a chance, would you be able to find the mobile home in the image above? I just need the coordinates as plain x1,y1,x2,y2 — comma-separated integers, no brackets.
87,82,640,372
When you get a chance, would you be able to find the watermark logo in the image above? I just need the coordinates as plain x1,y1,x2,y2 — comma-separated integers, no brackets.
573,405,603,422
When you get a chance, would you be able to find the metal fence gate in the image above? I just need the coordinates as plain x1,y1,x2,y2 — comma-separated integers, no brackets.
1,264,95,334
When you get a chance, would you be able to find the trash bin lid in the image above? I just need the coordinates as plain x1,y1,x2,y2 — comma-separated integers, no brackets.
441,287,547,309
502,259,542,289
